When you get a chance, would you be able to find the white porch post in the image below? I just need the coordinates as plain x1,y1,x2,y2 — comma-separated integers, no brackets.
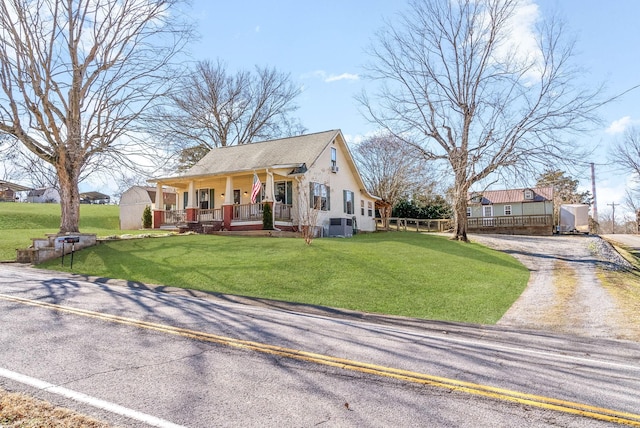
155,183,163,210
188,181,196,208
224,176,233,205
265,169,275,201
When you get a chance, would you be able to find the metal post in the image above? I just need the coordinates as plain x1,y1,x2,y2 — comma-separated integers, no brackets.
591,163,598,224
607,202,618,234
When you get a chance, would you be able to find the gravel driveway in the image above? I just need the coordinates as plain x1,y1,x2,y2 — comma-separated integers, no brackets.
469,234,640,341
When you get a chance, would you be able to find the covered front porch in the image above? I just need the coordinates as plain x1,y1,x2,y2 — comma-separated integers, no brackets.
150,168,299,232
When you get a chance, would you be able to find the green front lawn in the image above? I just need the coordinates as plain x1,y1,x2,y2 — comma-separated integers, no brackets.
0,202,161,261
39,232,529,324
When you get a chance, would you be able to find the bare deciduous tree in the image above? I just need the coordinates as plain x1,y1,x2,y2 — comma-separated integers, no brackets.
295,176,321,245
353,133,436,228
359,0,604,241
611,127,640,184
354,133,430,205
152,59,305,170
0,0,191,233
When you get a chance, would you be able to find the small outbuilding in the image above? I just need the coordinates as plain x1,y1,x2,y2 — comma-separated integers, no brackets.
0,180,31,202
26,187,60,203
80,191,111,204
119,186,177,230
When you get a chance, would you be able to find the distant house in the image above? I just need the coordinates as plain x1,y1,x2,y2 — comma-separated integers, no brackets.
80,191,111,204
119,186,177,230
26,187,60,203
467,187,554,235
0,180,31,202
149,130,379,235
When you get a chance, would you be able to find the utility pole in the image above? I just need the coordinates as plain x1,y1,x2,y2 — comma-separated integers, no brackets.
591,163,598,224
607,202,618,234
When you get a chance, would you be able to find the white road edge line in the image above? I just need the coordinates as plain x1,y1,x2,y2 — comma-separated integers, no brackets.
0,367,186,428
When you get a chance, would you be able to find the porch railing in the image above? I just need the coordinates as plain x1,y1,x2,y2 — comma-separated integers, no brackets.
198,208,223,222
162,209,186,225
233,203,264,221
274,203,292,221
160,203,293,225
467,214,552,228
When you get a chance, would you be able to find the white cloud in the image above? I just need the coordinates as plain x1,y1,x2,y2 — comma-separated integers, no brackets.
491,0,541,82
255,25,260,33
606,116,632,134
301,70,359,83
325,73,359,82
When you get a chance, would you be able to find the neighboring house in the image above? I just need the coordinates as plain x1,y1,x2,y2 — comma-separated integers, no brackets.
467,187,554,235
149,130,380,235
0,180,31,202
120,186,177,230
26,187,60,203
80,191,111,204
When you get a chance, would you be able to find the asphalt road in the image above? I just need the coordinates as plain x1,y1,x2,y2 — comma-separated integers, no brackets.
1,264,639,427
601,234,640,251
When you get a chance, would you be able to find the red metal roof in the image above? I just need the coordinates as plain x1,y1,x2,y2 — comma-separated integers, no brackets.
469,187,553,205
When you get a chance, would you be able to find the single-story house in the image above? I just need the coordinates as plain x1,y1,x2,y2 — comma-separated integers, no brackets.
467,186,554,235
80,191,111,204
149,129,380,236
119,186,177,230
26,187,60,203
0,180,31,202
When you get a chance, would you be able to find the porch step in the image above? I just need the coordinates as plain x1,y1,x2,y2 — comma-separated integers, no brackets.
159,225,180,231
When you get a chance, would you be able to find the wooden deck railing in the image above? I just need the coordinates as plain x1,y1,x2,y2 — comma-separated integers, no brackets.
467,214,552,228
376,217,451,232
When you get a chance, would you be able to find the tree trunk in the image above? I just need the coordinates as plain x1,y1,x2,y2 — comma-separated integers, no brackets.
451,178,470,242
57,163,81,234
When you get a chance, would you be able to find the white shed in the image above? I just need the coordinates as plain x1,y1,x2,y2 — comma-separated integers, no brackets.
119,186,176,230
26,187,60,203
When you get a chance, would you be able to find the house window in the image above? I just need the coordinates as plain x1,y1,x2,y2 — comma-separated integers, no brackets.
344,190,354,214
524,189,534,200
361,200,365,216
368,201,373,217
275,181,293,204
483,206,493,217
504,205,512,215
251,183,266,202
198,188,210,209
466,207,472,217
331,147,337,168
310,182,330,211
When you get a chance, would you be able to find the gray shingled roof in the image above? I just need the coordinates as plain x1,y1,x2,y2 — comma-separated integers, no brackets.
0,180,31,192
182,130,340,178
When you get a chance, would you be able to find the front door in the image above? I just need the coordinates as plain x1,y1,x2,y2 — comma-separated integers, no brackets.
198,188,210,209
483,205,494,226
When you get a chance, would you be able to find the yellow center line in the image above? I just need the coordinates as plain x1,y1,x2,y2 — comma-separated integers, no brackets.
2,293,640,426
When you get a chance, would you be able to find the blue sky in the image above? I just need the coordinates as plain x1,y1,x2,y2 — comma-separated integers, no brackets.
185,0,640,217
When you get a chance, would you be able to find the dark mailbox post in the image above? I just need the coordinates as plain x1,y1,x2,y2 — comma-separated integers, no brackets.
61,236,80,269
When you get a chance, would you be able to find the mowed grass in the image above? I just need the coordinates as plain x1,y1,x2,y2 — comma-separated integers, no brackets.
0,202,158,261
40,232,529,324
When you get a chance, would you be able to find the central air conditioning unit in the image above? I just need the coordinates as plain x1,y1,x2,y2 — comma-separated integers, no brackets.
330,165,339,173
328,218,353,237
